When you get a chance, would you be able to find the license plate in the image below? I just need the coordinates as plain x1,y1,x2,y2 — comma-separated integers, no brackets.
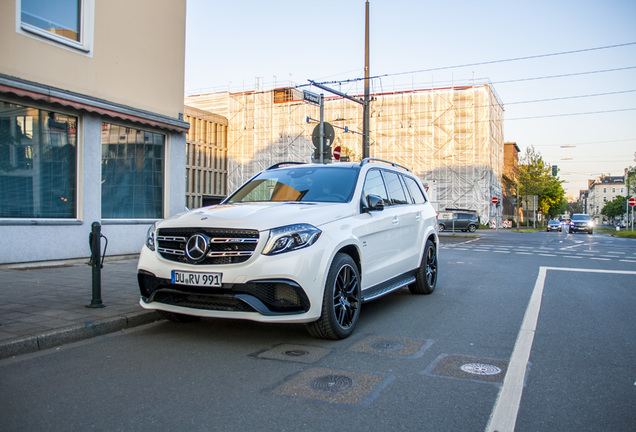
172,270,222,287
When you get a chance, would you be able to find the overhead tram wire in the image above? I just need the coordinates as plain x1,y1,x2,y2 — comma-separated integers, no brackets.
506,89,636,105
314,41,636,86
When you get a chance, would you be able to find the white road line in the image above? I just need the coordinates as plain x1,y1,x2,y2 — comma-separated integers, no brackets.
485,267,636,432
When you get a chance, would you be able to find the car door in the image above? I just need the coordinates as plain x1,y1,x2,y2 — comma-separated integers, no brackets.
454,213,468,230
353,169,407,289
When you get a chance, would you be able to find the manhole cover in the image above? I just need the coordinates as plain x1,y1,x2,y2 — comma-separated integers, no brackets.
310,375,354,393
460,363,502,376
370,340,404,352
284,349,309,357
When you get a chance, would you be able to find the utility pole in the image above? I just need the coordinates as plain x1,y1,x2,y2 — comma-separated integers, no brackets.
362,0,370,159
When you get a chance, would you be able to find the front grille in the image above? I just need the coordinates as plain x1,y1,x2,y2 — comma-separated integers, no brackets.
156,227,259,264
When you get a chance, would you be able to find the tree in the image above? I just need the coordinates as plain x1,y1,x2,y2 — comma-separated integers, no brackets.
517,146,567,221
601,196,627,218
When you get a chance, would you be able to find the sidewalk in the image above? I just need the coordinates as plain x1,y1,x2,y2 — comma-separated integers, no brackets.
0,257,160,360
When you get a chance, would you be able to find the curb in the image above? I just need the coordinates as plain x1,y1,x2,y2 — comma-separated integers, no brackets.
0,310,162,360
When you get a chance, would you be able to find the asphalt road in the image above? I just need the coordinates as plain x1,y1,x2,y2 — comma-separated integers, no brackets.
1,231,634,432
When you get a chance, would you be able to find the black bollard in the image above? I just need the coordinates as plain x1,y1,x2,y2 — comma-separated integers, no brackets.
87,221,106,308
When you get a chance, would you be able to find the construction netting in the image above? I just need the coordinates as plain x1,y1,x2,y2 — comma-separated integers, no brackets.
185,84,504,222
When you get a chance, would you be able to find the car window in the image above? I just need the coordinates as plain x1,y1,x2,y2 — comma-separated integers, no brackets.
227,166,358,203
362,169,389,204
403,176,426,204
384,171,408,205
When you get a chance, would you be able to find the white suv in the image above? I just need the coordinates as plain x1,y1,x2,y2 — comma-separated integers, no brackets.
137,159,439,339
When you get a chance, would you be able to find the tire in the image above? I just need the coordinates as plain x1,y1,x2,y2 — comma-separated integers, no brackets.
409,239,437,295
306,253,361,340
438,224,445,232
158,310,200,323
468,224,477,233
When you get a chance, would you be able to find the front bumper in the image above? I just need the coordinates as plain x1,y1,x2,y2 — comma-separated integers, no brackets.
138,270,310,316
570,224,593,232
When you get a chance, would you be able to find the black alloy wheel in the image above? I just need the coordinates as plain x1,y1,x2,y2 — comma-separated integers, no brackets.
306,253,361,339
409,238,437,295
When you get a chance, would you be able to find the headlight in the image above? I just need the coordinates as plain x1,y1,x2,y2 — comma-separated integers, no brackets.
262,224,321,255
145,223,157,251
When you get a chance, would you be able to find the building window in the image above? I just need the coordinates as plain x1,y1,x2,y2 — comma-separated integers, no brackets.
0,101,77,218
101,123,164,219
19,0,93,52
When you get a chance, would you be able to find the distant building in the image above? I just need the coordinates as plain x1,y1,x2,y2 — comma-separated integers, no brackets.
587,175,626,223
0,0,189,264
186,84,505,222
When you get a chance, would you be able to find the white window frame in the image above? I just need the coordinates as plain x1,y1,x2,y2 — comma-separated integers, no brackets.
16,0,94,54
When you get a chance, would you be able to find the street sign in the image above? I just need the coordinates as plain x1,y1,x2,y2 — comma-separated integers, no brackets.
333,146,341,161
303,90,320,105
629,197,636,207
312,123,335,147
492,197,499,204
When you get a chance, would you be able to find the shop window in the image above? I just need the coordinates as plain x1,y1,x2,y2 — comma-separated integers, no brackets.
19,0,93,52
0,101,77,218
101,123,164,219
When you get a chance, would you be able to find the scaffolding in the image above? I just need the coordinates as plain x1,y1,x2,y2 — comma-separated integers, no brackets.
185,83,504,222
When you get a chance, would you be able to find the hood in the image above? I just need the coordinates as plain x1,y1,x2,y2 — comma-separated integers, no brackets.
158,202,355,232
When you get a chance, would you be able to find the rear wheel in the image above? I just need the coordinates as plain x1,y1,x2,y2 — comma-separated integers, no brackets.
409,239,437,295
438,224,445,232
306,253,361,340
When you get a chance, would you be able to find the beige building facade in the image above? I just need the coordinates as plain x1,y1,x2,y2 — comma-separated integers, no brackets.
0,0,189,264
184,107,228,208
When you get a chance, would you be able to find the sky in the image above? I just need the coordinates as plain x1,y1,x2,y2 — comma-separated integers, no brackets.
185,0,636,196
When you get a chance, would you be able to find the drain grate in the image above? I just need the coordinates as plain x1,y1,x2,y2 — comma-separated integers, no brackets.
424,354,508,384
370,340,404,352
284,349,309,357
350,336,433,358
311,375,354,393
460,363,502,376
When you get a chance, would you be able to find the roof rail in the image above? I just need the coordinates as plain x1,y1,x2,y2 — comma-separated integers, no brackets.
266,162,307,170
360,158,411,172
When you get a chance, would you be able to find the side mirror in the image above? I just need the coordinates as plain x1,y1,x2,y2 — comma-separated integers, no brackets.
362,194,385,213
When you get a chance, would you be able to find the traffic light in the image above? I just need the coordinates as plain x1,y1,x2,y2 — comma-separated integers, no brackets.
552,165,558,176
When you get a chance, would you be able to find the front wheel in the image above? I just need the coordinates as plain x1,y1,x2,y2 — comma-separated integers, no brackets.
306,253,361,340
468,224,477,233
438,224,445,232
409,239,438,295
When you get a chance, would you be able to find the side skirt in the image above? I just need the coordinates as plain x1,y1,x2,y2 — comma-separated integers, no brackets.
361,271,416,303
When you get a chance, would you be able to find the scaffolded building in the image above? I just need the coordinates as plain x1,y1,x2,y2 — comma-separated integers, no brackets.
185,84,504,222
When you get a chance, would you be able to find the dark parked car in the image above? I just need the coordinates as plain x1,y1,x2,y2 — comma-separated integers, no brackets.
438,212,479,232
570,213,593,234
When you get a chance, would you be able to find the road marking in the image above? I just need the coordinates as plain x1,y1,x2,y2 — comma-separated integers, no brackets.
485,266,636,432
591,258,610,261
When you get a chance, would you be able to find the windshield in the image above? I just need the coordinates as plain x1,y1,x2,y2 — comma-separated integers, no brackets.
572,214,590,221
227,166,359,203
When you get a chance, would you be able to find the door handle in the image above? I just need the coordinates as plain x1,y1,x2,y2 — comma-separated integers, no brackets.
392,216,399,224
